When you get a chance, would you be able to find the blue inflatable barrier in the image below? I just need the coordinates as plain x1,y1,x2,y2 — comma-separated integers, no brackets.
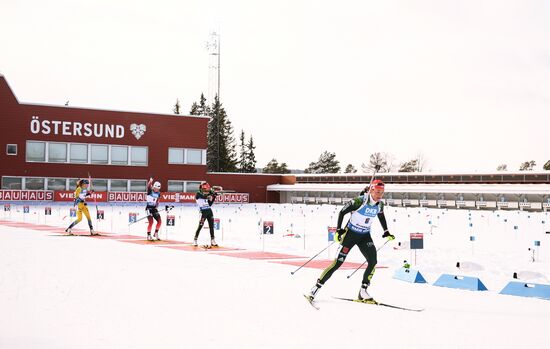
500,282,550,300
433,274,488,291
393,267,427,284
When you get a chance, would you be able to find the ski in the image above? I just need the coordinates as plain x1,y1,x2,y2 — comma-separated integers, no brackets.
56,233,102,237
303,294,320,310
333,297,424,312
201,245,220,249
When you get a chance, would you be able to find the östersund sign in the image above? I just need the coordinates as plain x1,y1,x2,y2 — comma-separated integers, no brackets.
29,116,147,140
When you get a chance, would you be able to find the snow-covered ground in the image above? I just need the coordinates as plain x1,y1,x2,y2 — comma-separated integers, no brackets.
1,203,549,348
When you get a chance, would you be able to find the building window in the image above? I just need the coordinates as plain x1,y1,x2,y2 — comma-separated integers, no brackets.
169,148,206,165
91,179,108,191
6,144,17,156
70,178,108,191
70,143,88,163
26,141,147,167
91,144,109,164
110,179,128,192
25,177,45,190
186,181,201,192
69,178,80,189
168,180,203,192
111,146,128,165
130,146,148,166
47,178,67,190
48,143,68,163
130,180,147,192
168,148,184,164
2,176,22,189
186,149,203,165
26,141,46,162
167,180,185,192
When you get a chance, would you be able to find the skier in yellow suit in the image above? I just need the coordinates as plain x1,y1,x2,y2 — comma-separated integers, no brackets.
65,179,97,235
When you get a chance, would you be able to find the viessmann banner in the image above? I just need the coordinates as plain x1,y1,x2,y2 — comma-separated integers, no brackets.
107,192,250,204
54,191,108,202
1,190,249,203
53,191,249,204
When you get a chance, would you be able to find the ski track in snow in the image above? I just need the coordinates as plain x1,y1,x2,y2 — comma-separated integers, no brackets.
1,203,550,348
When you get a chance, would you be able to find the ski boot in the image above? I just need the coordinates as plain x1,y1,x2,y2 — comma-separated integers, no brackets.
306,280,323,302
90,229,99,236
147,233,153,241
153,231,161,241
357,283,376,303
303,280,322,309
192,239,198,247
65,228,73,235
210,239,218,247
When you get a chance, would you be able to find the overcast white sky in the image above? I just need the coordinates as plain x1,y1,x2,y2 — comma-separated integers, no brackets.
1,0,549,172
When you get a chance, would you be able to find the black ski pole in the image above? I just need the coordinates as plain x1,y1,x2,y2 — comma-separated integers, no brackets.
290,241,336,275
346,238,392,279
365,164,381,193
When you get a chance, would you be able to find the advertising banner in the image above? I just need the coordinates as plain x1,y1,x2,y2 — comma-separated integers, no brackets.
0,190,54,201
54,191,108,202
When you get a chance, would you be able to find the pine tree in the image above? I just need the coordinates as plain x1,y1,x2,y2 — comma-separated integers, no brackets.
519,160,536,171
279,162,290,174
237,131,257,173
304,151,340,174
544,160,550,171
207,96,222,171
207,95,237,172
399,159,419,172
198,93,209,116
173,99,181,114
190,93,209,116
238,130,247,172
244,136,257,173
263,159,279,173
190,102,199,115
344,164,357,173
263,159,290,174
496,164,508,171
223,118,238,172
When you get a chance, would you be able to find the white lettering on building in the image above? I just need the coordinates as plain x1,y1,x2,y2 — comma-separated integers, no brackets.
30,116,130,139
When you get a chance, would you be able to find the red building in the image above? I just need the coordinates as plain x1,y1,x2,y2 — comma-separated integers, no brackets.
0,74,283,203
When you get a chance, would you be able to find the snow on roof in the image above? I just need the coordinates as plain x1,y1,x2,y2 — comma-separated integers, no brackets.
21,101,210,120
295,171,550,177
267,183,550,195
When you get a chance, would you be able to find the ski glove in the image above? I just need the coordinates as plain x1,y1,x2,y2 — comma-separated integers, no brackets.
335,228,347,243
382,230,395,240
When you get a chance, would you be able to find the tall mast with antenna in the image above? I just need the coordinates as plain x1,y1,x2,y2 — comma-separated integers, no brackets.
206,31,221,171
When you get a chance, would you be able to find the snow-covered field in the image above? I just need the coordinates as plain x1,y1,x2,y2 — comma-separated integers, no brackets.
1,203,550,348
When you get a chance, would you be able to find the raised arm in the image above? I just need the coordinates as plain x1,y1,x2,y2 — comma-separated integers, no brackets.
207,189,216,206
